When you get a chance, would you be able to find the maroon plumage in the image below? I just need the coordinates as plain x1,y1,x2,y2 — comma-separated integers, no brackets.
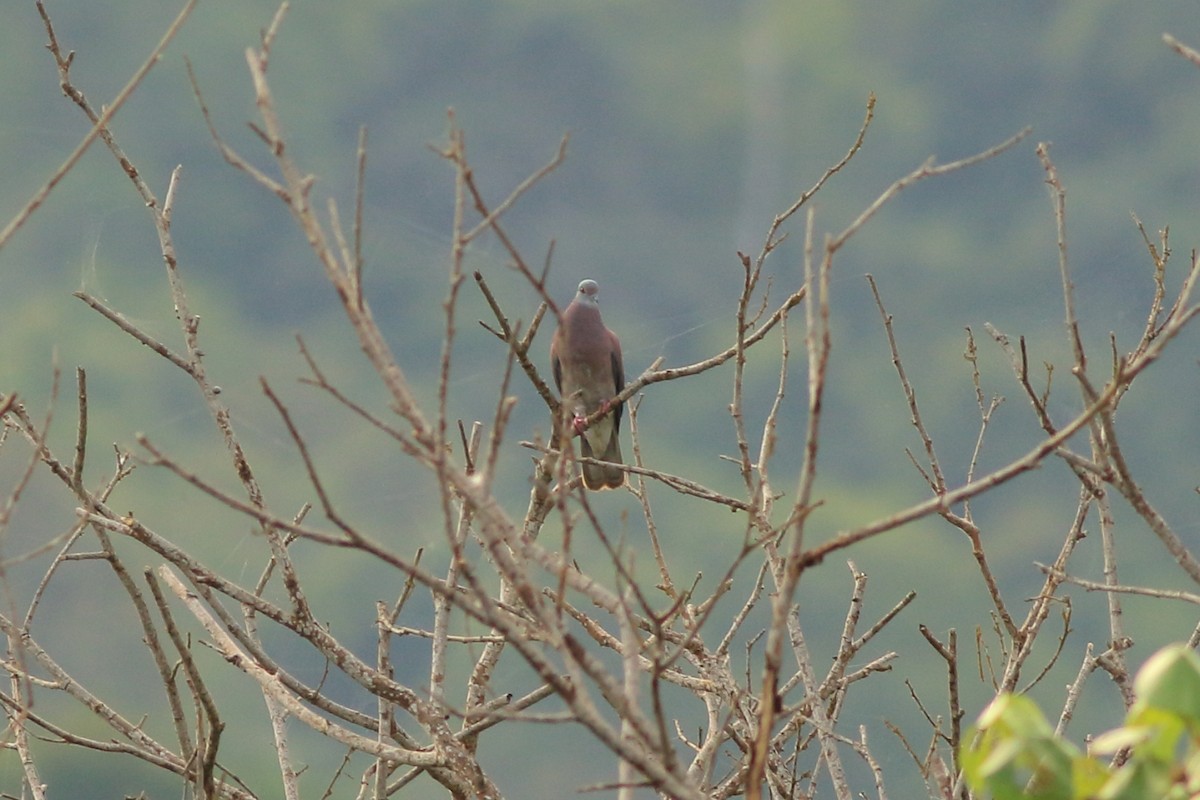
549,279,625,490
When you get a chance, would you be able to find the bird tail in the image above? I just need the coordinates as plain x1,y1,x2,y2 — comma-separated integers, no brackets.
580,436,625,490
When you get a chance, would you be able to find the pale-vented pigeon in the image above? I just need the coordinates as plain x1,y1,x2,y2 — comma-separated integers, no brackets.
550,279,625,490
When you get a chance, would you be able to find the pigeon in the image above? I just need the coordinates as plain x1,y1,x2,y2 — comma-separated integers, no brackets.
550,279,625,490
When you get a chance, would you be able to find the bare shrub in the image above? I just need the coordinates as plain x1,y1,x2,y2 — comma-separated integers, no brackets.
4,5,1200,800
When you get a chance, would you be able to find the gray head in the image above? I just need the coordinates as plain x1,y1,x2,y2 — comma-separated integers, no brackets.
576,279,600,306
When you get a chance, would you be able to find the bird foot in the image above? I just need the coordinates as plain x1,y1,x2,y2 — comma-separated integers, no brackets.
572,400,614,435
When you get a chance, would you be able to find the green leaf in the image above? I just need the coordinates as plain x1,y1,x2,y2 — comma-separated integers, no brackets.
1095,758,1173,800
977,694,1059,740
1070,755,1110,799
1110,707,1187,763
1090,722,1153,755
963,694,1078,800
1133,645,1200,726
965,648,1200,800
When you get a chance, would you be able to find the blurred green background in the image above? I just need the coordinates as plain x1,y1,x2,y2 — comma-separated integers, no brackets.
3,1,1200,797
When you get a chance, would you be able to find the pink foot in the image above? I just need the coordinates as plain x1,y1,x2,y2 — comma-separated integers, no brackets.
571,401,614,435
